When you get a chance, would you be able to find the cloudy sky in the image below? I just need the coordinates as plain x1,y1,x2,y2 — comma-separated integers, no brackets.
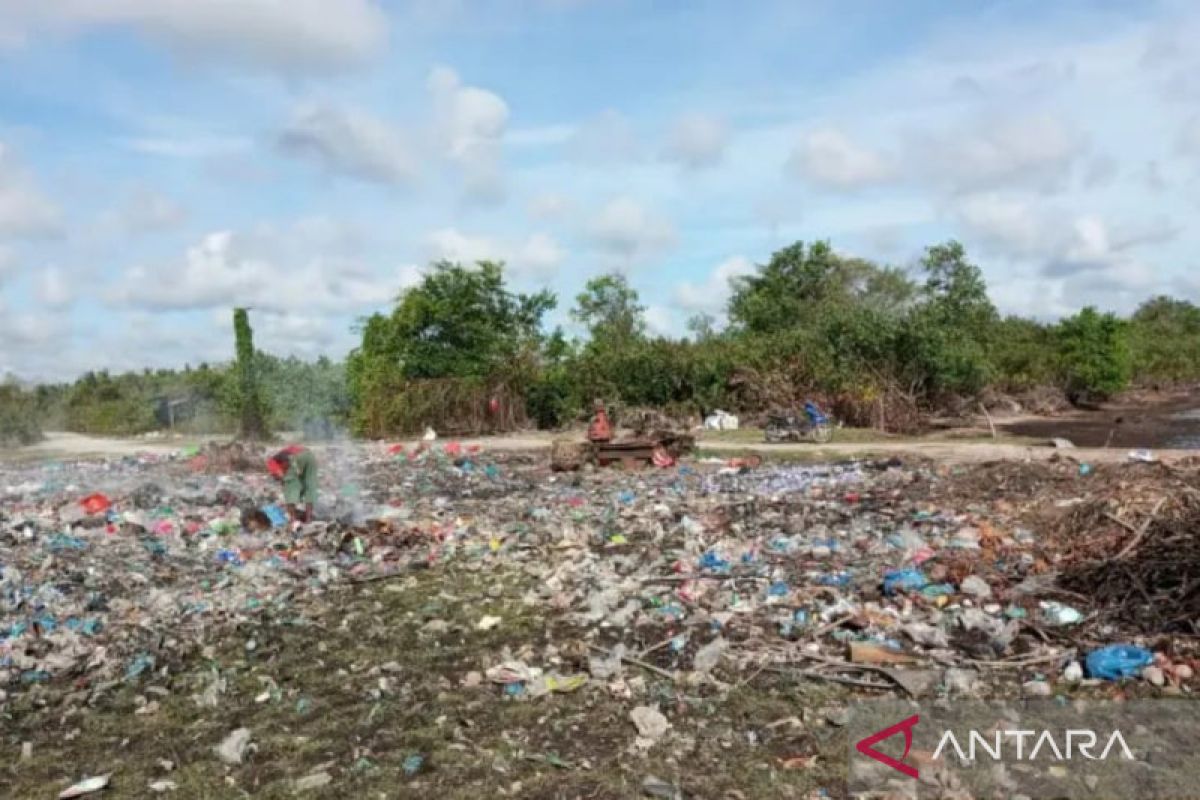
1,0,1199,380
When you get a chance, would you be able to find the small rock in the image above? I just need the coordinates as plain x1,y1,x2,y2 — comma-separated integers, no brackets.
215,728,252,765
960,576,992,599
20,741,31,760
148,780,177,793
461,671,483,688
293,771,333,791
1084,776,1100,791
825,706,850,727
1063,662,1084,682
630,706,671,746
642,775,682,799
1143,666,1166,687
891,669,938,698
944,668,982,696
422,619,449,634
380,661,403,673
902,622,949,649
476,615,502,631
1023,680,1052,697
693,637,726,674
1051,438,1075,449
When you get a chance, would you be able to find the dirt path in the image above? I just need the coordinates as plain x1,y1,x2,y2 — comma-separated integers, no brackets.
5,429,1192,467
379,431,1192,465
0,431,210,462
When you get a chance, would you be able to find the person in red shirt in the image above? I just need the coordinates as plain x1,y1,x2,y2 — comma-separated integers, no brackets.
266,445,317,524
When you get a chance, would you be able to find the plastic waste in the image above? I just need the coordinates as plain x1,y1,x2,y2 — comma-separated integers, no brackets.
58,775,111,799
1039,601,1084,626
1085,645,1154,680
883,567,927,595
80,493,112,515
703,410,739,431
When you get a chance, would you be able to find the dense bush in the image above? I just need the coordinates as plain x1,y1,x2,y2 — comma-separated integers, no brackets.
23,239,1200,439
1055,307,1132,402
0,382,42,446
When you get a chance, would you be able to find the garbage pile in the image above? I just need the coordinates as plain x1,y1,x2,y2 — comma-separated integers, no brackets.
2,444,1195,712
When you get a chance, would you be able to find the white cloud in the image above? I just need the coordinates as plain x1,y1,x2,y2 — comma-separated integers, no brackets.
118,186,186,234
1178,117,1200,158
1,0,389,74
507,124,574,147
428,66,510,203
916,113,1084,194
674,255,754,313
118,135,252,159
277,102,417,186
955,193,1049,257
570,109,640,163
644,304,678,337
425,227,565,280
0,245,15,281
36,266,74,309
0,142,61,237
108,230,420,313
587,197,676,262
528,191,572,221
663,113,730,170
787,128,895,190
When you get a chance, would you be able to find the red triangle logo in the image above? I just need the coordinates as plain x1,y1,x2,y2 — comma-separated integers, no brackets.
855,714,920,779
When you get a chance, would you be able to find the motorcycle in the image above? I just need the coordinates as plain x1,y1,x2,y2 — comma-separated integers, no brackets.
764,401,834,444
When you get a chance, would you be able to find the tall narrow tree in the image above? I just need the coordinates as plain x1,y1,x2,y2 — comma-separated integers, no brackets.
233,308,268,440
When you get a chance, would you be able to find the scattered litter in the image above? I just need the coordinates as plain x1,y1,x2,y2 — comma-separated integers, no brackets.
1040,601,1084,626
476,615,502,631
214,728,252,765
292,771,333,792
630,706,671,747
1085,645,1154,681
642,775,683,799
58,775,111,799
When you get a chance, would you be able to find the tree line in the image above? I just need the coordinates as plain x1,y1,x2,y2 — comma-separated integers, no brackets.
3,238,1198,444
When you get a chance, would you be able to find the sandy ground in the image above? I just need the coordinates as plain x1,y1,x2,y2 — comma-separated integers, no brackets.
5,429,1190,466
0,431,213,462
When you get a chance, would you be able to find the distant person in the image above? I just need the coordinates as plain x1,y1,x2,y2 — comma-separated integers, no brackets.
266,445,318,524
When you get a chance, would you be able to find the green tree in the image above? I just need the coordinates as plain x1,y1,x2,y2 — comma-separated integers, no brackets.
728,241,915,333
572,273,646,346
0,378,42,446
386,260,554,379
1128,296,1200,384
233,308,269,439
1055,307,1132,401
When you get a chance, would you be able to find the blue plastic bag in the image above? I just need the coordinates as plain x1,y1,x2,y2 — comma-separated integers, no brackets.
883,567,927,595
262,504,288,528
1085,645,1153,680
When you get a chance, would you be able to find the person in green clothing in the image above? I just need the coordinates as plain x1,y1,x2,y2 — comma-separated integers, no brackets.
266,445,318,524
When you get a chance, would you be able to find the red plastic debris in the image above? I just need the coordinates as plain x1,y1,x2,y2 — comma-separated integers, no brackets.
844,492,861,504
387,443,406,455
444,441,463,457
80,493,111,515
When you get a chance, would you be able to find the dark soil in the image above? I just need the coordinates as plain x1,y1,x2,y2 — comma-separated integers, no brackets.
1002,389,1200,449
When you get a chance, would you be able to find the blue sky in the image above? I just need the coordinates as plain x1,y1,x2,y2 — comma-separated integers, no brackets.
1,0,1198,380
